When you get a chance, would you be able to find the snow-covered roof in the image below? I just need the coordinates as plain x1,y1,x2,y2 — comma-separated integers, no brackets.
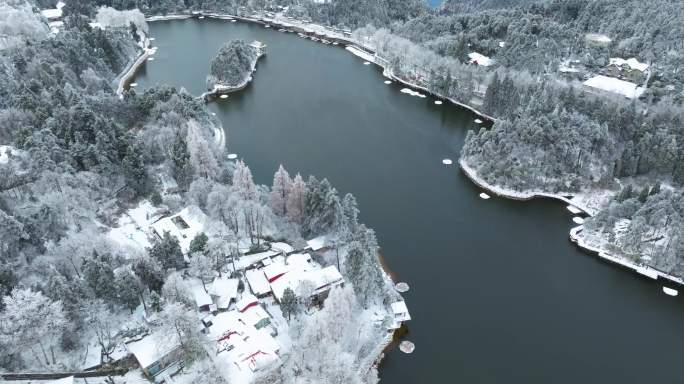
270,265,344,301
239,306,270,327
209,311,247,341
585,33,611,43
245,349,278,372
583,75,644,99
188,279,213,308
467,52,493,66
306,236,328,251
236,250,279,270
609,57,649,72
263,262,288,283
209,277,239,309
245,269,271,297
498,41,505,48
391,301,411,322
270,242,294,254
286,253,313,271
126,331,181,369
236,293,259,312
150,207,206,254
40,8,63,20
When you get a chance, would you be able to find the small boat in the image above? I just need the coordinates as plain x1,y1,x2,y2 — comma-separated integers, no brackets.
321,39,331,44
479,192,491,200
663,287,678,296
442,159,453,165
434,100,443,105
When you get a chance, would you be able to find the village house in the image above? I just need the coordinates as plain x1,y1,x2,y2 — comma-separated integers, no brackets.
126,331,183,381
603,57,649,83
209,276,239,311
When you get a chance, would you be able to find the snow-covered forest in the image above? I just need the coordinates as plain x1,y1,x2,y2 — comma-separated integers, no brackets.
206,39,259,91
0,1,404,383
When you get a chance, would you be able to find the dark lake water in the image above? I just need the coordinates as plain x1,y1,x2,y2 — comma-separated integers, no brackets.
135,18,684,384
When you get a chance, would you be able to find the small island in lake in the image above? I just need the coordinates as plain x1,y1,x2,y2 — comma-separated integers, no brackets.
205,39,265,98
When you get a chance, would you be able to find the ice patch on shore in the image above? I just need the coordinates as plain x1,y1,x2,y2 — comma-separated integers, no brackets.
400,88,426,98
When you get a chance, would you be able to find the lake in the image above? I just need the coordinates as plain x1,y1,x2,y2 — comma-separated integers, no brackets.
134,18,684,384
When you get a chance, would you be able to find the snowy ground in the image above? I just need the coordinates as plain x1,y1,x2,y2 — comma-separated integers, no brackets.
107,200,159,252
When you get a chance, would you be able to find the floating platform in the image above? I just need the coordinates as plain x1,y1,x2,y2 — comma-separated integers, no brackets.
399,341,415,354
395,282,409,293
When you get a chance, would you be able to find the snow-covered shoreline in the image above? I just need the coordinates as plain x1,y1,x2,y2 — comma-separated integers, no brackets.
115,38,152,97
459,158,684,286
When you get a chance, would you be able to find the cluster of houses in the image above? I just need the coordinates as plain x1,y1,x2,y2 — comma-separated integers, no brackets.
581,57,650,99
116,204,350,382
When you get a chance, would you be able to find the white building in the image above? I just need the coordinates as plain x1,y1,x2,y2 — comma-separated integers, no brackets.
609,57,649,72
583,75,645,99
209,276,239,310
468,52,494,67
126,331,182,380
245,269,272,298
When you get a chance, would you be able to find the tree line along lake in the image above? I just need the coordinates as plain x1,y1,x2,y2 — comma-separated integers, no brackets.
133,18,684,384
